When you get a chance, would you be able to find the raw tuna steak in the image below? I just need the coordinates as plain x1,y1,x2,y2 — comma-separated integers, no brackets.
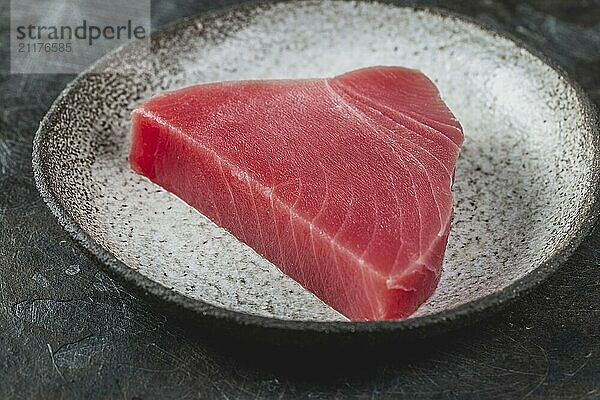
129,66,463,321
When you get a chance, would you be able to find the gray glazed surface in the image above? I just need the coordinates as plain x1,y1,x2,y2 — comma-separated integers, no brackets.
34,1,599,323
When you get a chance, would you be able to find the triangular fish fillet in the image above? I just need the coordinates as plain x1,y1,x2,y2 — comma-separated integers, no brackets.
129,66,464,321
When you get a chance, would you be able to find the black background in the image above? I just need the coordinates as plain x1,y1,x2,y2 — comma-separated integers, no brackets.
1,1,599,398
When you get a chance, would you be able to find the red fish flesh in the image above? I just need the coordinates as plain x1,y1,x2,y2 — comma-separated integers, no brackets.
129,66,463,321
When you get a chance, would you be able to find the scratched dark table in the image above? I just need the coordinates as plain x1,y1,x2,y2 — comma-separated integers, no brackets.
1,1,600,399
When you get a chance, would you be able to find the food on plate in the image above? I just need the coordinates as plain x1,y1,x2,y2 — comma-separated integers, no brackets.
129,66,463,320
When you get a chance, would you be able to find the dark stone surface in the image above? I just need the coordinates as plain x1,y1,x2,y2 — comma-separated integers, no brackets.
0,1,599,398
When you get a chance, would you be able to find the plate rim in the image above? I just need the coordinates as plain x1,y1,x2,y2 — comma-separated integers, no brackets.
32,0,600,335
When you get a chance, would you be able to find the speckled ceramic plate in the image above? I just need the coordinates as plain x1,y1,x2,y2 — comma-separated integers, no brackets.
33,1,600,338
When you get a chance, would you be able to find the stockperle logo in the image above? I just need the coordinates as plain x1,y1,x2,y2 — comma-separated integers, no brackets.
10,0,150,74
